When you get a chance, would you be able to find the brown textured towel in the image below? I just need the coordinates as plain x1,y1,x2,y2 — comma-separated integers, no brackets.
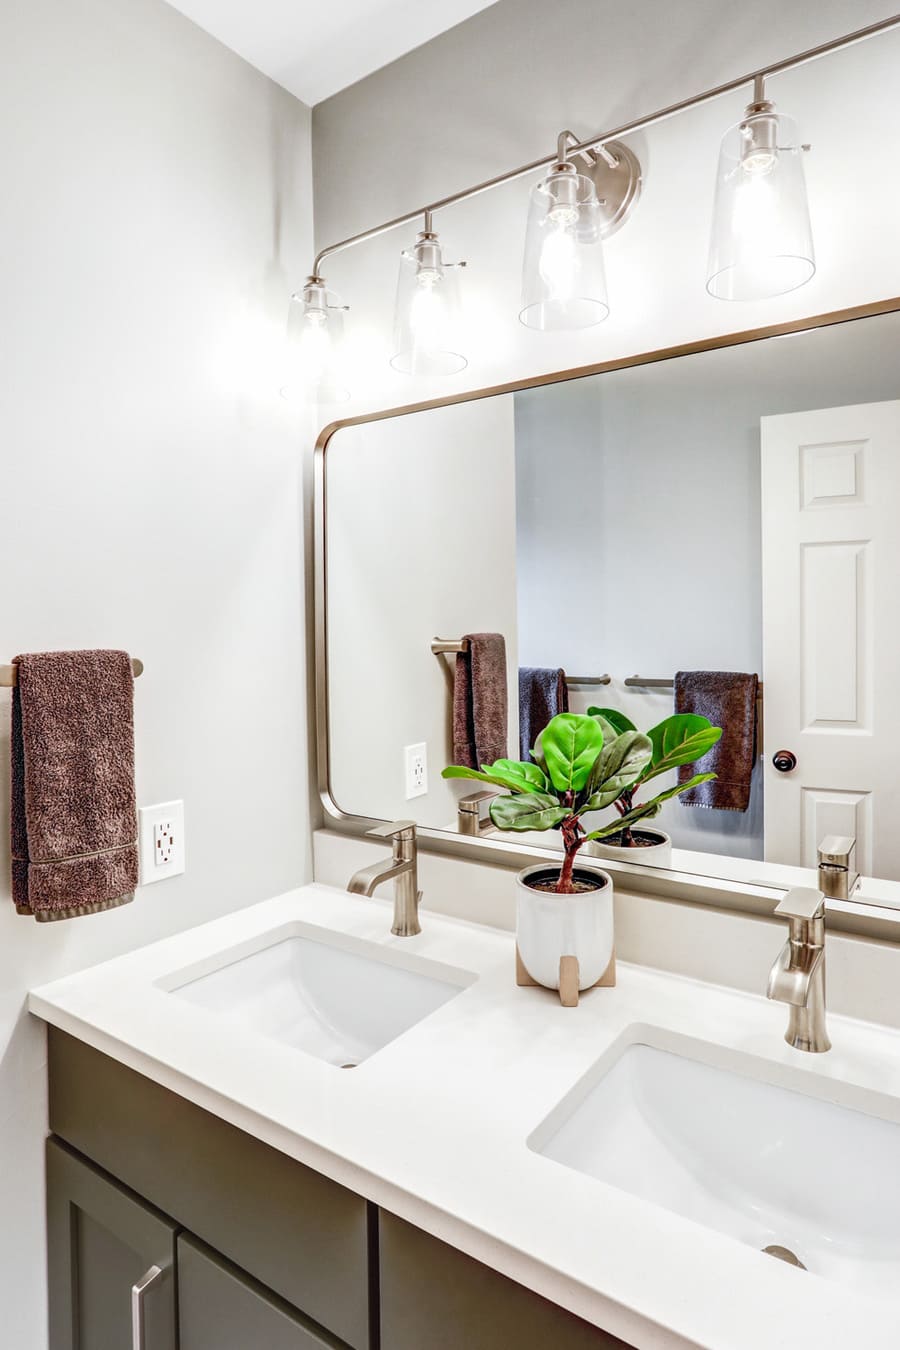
675,670,759,812
452,633,508,768
518,667,568,762
11,650,139,921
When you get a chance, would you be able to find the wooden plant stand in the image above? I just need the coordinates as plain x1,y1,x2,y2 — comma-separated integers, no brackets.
515,945,616,1008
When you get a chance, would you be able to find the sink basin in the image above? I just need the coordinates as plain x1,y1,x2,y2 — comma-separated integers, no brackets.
531,1038,900,1298
165,926,472,1067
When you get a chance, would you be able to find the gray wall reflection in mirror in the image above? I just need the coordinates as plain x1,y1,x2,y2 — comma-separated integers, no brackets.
324,309,900,887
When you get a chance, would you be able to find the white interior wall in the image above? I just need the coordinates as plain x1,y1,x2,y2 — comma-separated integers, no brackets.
326,397,518,827
310,0,900,417
0,1,314,1345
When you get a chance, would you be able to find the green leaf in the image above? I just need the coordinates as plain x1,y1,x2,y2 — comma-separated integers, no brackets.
489,792,570,833
479,759,549,793
587,712,628,745
530,730,549,776
586,707,637,735
642,714,723,783
540,713,605,795
582,772,717,841
442,760,548,794
580,731,653,811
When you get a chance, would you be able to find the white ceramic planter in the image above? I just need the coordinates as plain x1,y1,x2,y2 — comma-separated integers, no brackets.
586,827,672,868
516,864,614,991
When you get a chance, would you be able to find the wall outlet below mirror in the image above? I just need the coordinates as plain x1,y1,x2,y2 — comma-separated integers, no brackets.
405,743,427,799
139,800,186,884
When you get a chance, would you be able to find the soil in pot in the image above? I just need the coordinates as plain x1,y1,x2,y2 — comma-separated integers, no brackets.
523,867,608,895
600,829,666,849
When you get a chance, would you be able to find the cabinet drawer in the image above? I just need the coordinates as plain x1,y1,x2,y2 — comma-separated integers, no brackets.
379,1212,634,1350
49,1029,370,1350
179,1235,348,1350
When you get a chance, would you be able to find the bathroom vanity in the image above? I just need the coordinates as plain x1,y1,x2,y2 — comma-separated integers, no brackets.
31,884,900,1350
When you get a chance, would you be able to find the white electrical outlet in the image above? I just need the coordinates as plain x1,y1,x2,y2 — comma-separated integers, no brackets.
404,743,427,799
139,800,185,885
154,818,174,866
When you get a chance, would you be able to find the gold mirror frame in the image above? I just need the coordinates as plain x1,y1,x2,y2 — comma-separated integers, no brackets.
314,297,900,939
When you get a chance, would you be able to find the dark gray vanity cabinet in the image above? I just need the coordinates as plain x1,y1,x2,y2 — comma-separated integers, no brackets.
47,1139,177,1350
46,1029,636,1350
47,1029,371,1350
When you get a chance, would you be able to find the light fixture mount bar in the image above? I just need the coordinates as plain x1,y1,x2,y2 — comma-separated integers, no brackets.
311,12,900,278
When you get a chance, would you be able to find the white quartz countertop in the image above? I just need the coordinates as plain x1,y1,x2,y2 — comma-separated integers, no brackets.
28,884,900,1350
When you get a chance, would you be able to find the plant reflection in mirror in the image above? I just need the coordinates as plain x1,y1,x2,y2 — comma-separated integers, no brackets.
443,711,721,894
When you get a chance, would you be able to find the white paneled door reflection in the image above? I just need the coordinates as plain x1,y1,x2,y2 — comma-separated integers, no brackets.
761,401,900,879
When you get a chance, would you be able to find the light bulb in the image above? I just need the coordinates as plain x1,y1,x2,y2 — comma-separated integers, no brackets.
409,272,446,348
299,309,331,380
538,223,578,299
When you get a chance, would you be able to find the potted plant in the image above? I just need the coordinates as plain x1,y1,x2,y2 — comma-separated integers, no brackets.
581,706,722,866
442,712,716,996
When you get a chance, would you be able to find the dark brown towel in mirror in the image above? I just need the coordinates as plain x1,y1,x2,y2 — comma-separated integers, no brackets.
518,667,568,762
11,650,139,921
674,670,759,812
453,633,508,769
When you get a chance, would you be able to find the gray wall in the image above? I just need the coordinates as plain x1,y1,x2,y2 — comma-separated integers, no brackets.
514,311,900,857
0,2,313,1345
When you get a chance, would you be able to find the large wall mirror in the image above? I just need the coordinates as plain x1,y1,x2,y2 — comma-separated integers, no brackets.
318,301,900,906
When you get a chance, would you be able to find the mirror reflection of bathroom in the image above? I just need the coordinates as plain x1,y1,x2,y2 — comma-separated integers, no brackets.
325,307,900,887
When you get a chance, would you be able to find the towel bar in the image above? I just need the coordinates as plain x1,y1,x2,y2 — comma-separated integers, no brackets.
624,674,763,697
0,657,144,688
431,641,611,688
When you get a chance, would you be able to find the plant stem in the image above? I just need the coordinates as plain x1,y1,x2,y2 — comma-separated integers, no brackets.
557,816,582,894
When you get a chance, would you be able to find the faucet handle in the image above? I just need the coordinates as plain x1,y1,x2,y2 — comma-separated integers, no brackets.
367,820,417,841
774,887,825,922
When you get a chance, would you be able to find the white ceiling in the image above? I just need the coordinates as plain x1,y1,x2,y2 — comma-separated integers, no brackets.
164,0,498,106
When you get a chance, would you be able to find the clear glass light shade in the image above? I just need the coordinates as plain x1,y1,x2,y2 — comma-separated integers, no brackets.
390,234,467,376
519,167,608,331
706,110,815,301
281,282,349,403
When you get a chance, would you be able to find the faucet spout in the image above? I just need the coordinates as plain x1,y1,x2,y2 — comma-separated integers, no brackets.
766,887,831,1054
348,857,413,898
766,938,824,1007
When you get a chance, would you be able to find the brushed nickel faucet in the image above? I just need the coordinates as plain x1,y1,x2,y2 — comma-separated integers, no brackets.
766,887,831,1054
347,821,422,936
457,789,499,837
817,834,859,900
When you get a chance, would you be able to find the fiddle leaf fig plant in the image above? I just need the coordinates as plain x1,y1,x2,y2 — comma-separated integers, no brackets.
443,710,720,895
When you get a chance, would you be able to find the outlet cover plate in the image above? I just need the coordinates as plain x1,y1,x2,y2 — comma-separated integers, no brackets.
139,800,185,885
405,742,427,800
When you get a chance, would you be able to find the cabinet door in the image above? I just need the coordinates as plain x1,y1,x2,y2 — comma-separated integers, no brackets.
47,1138,177,1350
178,1235,347,1350
380,1212,634,1350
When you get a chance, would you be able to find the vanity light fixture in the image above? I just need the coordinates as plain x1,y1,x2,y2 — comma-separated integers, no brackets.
391,213,467,375
520,131,642,330
706,76,815,301
520,136,609,331
281,275,349,403
286,15,900,401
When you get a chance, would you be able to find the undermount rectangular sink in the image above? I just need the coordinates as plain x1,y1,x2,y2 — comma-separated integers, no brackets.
531,1038,900,1299
164,926,473,1067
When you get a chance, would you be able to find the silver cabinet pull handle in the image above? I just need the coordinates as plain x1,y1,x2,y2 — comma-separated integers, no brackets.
131,1264,165,1350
